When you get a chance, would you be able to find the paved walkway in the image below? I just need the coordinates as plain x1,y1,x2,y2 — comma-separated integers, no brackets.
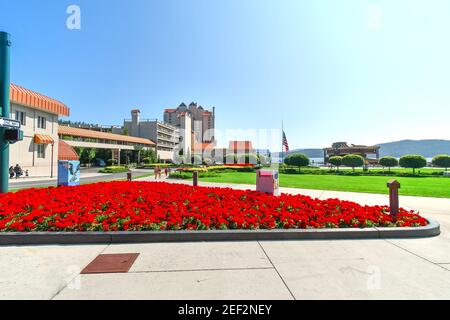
1,179,450,299
8,168,151,190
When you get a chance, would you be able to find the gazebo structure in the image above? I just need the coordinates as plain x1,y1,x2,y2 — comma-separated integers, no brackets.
323,142,380,165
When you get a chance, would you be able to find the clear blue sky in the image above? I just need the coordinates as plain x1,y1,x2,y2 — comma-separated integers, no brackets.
1,0,449,150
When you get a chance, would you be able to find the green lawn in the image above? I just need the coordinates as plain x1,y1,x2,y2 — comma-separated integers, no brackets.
200,172,450,198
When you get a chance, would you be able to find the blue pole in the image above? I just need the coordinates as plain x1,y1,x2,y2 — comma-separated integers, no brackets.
0,31,11,193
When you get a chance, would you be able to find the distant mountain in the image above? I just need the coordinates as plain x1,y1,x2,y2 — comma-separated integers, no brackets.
376,139,450,158
272,140,450,159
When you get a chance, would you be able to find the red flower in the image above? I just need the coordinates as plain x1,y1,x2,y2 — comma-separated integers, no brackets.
0,181,427,232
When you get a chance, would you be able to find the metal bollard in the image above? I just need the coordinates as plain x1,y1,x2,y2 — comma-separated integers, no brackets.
193,171,198,187
387,179,400,215
127,170,132,181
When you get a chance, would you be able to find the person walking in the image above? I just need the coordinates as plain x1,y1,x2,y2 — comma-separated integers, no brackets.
164,167,169,177
155,166,160,180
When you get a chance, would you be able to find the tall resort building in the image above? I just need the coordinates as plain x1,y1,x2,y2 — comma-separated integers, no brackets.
9,84,70,177
164,102,216,160
164,102,215,144
112,109,179,161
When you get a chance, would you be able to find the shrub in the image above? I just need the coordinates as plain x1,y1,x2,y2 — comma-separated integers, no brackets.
342,154,364,172
177,167,208,173
237,166,256,172
203,157,214,166
399,154,427,175
192,155,202,165
328,156,343,171
139,163,176,169
258,154,271,166
169,171,219,180
432,155,450,171
224,154,237,165
379,156,399,172
284,153,310,173
107,159,118,166
237,154,258,165
99,166,128,174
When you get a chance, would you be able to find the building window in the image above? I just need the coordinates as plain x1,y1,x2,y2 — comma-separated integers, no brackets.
37,144,46,159
37,116,46,129
15,111,26,125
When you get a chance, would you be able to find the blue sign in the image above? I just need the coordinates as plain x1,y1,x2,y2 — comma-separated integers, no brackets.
58,160,81,187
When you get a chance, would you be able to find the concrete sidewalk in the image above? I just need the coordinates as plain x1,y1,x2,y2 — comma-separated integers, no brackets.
1,181,449,300
8,171,111,184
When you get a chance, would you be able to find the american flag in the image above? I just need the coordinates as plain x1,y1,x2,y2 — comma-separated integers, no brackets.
282,130,289,152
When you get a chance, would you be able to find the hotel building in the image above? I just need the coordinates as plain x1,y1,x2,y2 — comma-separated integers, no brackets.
9,84,70,177
112,110,179,161
164,102,215,144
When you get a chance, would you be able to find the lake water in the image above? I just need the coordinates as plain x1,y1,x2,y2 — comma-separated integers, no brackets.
272,157,435,166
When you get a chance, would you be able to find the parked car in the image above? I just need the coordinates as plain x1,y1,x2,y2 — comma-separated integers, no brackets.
92,158,106,167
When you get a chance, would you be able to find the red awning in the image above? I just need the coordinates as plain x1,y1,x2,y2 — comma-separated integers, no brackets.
58,140,79,161
34,134,54,145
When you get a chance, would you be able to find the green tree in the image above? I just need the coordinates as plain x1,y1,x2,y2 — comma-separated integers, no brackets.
134,146,144,164
342,154,364,173
399,154,427,175
237,154,258,165
328,156,343,172
284,153,310,173
80,148,96,167
258,154,270,166
140,148,157,164
379,156,399,172
224,154,237,165
432,155,450,171
192,155,202,165
123,128,129,136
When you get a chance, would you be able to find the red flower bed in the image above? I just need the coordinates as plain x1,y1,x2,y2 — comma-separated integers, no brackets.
0,181,427,232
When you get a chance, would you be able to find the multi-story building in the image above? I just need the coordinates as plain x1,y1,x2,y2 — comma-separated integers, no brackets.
9,84,71,177
164,102,215,144
113,110,179,161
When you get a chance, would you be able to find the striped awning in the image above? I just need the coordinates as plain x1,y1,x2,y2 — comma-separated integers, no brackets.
34,134,54,145
58,140,79,161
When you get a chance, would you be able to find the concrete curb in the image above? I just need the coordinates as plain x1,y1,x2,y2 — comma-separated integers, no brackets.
0,219,440,246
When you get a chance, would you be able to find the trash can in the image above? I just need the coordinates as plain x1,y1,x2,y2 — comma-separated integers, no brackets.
256,170,279,196
57,160,81,187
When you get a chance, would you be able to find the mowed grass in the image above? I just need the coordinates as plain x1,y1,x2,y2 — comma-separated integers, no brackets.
200,172,450,198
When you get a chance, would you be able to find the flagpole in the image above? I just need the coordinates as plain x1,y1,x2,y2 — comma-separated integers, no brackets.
281,120,284,165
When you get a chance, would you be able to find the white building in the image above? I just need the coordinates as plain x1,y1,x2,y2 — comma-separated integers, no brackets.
9,84,70,177
164,102,216,144
113,110,179,161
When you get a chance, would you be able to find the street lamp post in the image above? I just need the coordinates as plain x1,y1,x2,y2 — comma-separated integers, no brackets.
0,31,11,193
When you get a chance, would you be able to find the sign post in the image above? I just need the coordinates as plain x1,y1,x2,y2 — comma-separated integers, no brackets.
0,31,11,193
